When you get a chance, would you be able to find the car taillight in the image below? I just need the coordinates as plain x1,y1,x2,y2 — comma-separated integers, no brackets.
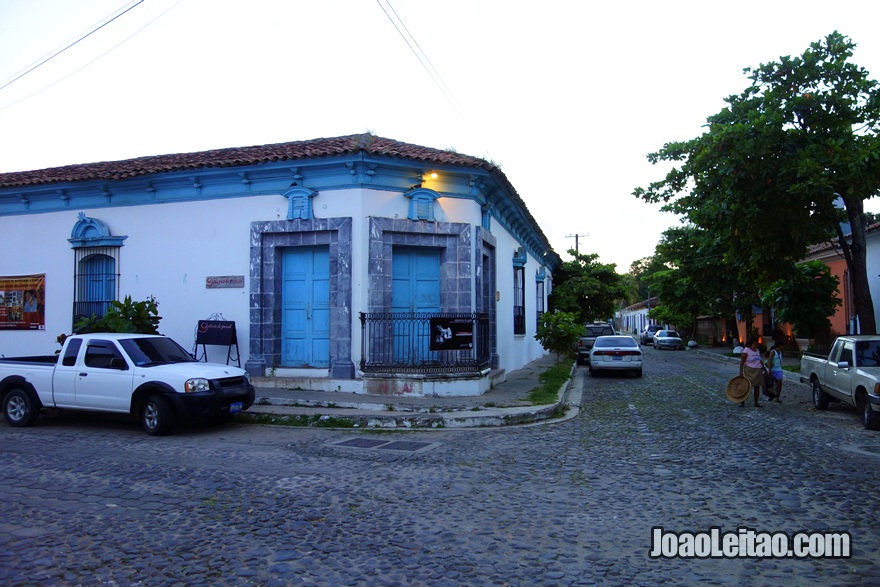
594,350,640,356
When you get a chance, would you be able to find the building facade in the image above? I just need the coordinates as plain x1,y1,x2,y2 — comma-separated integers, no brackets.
0,134,560,396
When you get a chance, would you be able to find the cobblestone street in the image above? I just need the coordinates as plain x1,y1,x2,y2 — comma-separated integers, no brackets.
2,349,879,586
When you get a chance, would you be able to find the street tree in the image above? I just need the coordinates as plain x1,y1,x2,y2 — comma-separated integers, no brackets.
628,255,669,301
761,260,841,347
634,32,880,334
645,225,759,338
549,250,627,325
535,310,581,363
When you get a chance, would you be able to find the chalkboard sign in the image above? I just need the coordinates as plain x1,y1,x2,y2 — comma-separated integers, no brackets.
196,320,238,346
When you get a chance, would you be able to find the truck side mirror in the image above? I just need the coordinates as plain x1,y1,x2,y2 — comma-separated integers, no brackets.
110,357,129,371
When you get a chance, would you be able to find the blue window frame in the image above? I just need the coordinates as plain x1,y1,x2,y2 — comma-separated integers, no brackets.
75,253,117,321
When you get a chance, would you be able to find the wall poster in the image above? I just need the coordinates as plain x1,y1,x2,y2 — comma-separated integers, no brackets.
0,274,46,330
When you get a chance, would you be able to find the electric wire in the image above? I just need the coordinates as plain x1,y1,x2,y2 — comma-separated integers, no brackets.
375,0,461,114
381,0,461,112
0,0,144,92
0,0,184,111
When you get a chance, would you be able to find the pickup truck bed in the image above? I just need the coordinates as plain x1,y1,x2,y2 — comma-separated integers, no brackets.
0,355,58,365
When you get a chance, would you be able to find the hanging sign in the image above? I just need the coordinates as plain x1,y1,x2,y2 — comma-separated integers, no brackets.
429,317,474,351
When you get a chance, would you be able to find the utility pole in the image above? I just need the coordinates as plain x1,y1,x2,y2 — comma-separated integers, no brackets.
566,233,588,254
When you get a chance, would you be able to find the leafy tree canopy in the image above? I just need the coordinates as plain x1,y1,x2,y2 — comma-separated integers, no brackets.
761,260,841,345
549,250,627,325
627,255,669,300
634,31,880,333
534,310,581,363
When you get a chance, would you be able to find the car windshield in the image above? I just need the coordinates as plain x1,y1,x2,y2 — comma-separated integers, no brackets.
856,340,880,367
586,326,614,336
662,331,680,338
120,337,197,366
594,336,637,348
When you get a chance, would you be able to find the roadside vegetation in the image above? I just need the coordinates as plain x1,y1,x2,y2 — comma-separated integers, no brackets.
526,361,573,405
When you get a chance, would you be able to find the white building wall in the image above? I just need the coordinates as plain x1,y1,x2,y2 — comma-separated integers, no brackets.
1,184,551,378
1,210,78,356
866,229,880,331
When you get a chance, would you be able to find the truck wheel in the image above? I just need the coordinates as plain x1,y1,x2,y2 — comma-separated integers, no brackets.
812,380,830,410
142,394,173,436
3,388,39,427
862,398,880,431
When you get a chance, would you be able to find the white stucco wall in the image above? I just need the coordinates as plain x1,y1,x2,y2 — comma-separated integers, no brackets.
0,186,551,375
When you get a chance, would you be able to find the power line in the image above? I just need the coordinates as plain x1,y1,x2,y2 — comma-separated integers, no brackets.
0,0,183,111
0,0,144,92
375,0,461,113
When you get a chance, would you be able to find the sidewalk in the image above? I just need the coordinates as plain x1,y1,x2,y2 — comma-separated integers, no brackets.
243,353,580,429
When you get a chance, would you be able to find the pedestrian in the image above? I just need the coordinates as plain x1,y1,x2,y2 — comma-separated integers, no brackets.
765,344,784,402
738,337,767,407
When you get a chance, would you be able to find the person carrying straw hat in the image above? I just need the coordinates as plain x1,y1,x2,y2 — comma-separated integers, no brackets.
739,337,767,408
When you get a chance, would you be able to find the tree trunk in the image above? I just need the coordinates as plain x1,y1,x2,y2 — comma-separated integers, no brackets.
841,196,877,334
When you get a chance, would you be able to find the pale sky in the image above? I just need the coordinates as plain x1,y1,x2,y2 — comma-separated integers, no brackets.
2,0,880,272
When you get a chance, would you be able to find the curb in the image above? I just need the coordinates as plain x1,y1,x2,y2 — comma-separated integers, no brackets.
240,363,578,430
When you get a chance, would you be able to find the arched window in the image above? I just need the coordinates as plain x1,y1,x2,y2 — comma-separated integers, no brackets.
69,213,126,324
404,188,440,222
284,187,318,220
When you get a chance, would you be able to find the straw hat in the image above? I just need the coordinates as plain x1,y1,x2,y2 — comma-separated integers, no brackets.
726,376,751,403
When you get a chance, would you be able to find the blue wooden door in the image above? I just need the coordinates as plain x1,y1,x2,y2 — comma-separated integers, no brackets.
392,248,440,364
282,247,330,368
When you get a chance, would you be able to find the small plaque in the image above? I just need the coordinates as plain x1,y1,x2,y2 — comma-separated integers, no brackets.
206,275,244,289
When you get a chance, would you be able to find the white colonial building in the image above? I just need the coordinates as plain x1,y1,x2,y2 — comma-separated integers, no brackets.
0,134,559,396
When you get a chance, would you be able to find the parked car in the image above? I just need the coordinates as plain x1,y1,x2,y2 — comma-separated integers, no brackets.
800,335,880,429
640,324,664,346
653,330,684,350
589,335,643,377
577,323,616,364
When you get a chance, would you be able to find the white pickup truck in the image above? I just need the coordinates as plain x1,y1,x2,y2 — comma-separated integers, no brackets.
800,335,880,430
0,333,254,435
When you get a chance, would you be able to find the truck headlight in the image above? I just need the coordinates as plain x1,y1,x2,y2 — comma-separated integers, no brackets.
185,378,210,393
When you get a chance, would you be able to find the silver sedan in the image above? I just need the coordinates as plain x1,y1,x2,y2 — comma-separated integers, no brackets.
589,335,643,377
653,330,683,350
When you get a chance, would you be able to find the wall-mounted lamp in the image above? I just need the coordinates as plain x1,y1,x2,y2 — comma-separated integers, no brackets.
424,172,438,180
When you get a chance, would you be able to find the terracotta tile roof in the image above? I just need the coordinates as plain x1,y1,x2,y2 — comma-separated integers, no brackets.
0,133,495,189
805,221,880,255
0,133,561,268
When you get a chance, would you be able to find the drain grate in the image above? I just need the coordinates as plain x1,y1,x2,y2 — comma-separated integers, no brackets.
335,438,388,449
329,437,440,453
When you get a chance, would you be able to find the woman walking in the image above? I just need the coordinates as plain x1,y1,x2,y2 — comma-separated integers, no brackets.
739,337,767,408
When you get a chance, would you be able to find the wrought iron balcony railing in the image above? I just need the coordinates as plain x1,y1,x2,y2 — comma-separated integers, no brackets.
359,312,490,375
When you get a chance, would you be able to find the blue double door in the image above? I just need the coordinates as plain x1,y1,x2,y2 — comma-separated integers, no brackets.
282,247,330,368
281,246,440,368
392,247,440,364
